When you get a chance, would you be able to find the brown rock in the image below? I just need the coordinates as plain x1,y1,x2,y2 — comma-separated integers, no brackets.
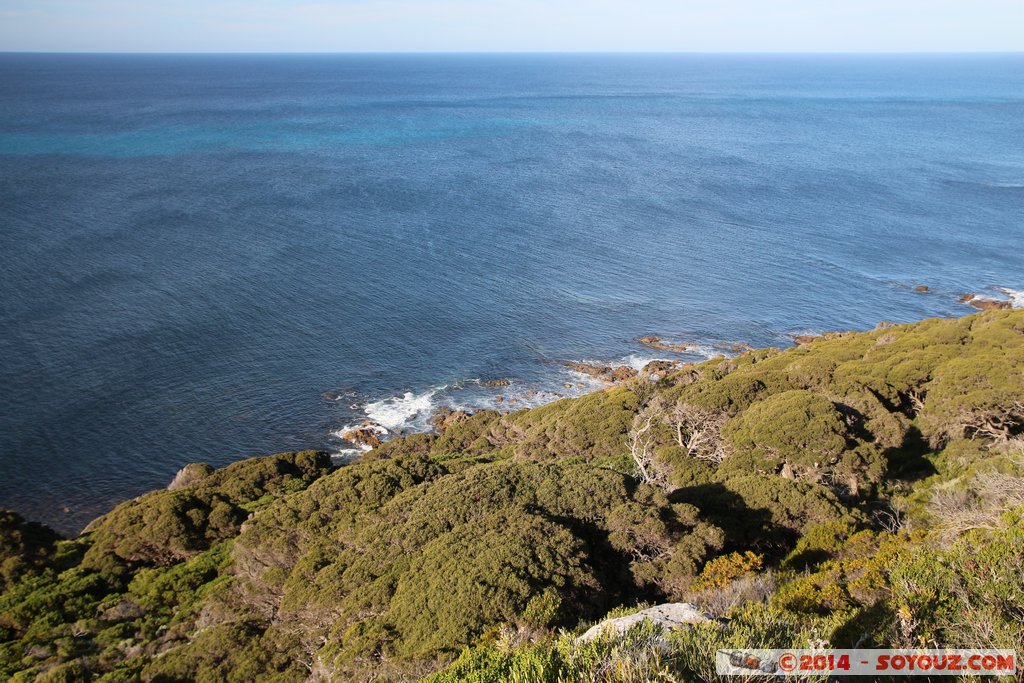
340,422,385,448
875,321,895,329
959,293,976,303
564,360,608,379
481,378,510,388
969,298,1012,311
565,361,637,383
564,361,616,381
641,359,684,376
792,335,818,346
431,407,471,431
495,395,504,403
638,336,693,353
914,285,929,293
610,366,638,382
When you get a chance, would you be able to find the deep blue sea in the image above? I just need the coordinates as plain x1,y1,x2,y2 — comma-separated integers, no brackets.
1,53,1022,533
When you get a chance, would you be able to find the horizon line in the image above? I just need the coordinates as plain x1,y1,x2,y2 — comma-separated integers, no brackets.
2,49,1023,56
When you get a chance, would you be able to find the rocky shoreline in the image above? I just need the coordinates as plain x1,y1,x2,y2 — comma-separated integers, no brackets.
5,308,1022,682
332,286,1023,456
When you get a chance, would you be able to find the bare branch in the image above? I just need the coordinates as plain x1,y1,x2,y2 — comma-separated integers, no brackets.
627,413,658,485
664,402,730,464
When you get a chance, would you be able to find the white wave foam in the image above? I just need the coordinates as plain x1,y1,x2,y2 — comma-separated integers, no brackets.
683,344,729,360
789,328,822,338
363,387,444,432
996,287,1024,308
619,353,671,371
622,345,724,368
327,340,746,452
331,423,388,441
330,448,369,464
568,346,727,382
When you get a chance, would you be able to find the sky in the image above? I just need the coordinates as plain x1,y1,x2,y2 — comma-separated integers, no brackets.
0,0,1022,53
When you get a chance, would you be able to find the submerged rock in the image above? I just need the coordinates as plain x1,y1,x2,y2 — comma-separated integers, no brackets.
914,285,930,293
481,378,510,388
638,336,694,353
578,603,717,642
714,341,754,353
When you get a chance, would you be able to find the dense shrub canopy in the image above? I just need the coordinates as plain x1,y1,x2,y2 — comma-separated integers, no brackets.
2,310,1023,682
723,389,848,471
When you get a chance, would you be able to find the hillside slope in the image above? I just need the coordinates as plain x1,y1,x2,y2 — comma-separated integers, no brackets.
2,310,1023,682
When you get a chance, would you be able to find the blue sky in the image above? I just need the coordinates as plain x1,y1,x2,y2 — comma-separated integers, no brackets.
1,0,1022,53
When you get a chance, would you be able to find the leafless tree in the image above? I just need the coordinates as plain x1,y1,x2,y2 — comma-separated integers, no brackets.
665,402,730,464
906,389,926,416
627,412,658,485
962,400,1024,442
873,499,910,534
928,452,1024,540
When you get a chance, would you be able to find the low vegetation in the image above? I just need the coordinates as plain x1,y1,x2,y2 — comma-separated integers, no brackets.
1,310,1022,681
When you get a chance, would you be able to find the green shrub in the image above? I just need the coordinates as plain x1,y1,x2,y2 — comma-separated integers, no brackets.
0,509,65,592
919,354,1024,445
385,511,598,658
502,389,640,461
82,451,332,569
724,390,848,472
4,310,1024,682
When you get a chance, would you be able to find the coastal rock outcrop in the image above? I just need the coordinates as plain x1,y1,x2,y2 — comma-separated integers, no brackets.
641,359,685,378
564,361,638,383
961,294,1012,311
481,378,510,388
638,336,694,353
578,603,718,642
340,422,387,448
973,300,1012,311
432,406,471,431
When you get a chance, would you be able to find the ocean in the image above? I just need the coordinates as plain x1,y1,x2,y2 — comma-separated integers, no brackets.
1,53,1022,534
